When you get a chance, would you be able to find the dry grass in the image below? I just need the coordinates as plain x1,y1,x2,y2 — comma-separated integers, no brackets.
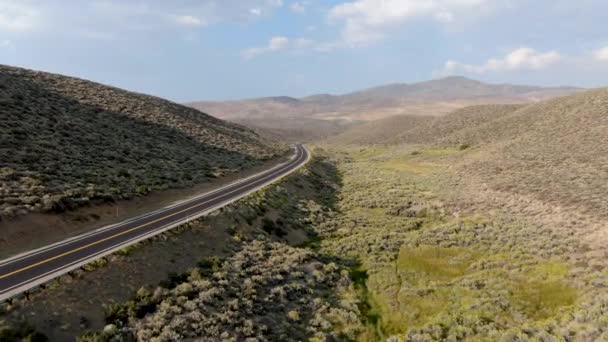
387,104,525,145
325,115,434,145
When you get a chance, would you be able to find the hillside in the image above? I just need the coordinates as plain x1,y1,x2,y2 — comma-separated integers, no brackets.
382,104,526,145
452,89,608,221
187,77,580,140
325,114,434,145
335,88,608,219
334,88,608,222
0,65,285,219
328,104,526,145
307,88,608,339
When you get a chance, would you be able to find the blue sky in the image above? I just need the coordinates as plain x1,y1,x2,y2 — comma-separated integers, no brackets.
1,0,607,102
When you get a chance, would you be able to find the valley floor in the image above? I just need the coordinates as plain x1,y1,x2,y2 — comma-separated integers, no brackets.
2,146,607,341
314,145,608,340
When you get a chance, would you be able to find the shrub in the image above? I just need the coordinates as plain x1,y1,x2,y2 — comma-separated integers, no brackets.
0,322,48,342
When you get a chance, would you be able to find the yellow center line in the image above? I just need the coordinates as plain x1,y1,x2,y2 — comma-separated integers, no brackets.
0,150,303,280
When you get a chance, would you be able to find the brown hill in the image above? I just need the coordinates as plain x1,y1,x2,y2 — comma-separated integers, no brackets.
0,65,285,218
187,77,580,141
360,88,608,220
325,115,434,145
327,87,608,221
454,89,608,219
385,104,526,145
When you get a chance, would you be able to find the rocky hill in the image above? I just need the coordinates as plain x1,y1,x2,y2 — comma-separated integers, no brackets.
0,65,285,218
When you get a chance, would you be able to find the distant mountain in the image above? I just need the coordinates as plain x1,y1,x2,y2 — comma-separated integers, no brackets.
187,77,581,141
0,64,285,218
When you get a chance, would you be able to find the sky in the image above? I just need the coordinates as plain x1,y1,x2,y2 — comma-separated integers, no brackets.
1,0,608,102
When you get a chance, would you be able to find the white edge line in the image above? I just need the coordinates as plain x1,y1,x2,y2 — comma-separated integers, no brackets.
0,146,310,302
0,146,299,267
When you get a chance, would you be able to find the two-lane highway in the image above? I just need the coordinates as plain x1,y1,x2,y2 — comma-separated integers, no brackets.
0,144,310,301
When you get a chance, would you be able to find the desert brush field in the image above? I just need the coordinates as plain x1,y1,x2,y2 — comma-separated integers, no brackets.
0,65,285,220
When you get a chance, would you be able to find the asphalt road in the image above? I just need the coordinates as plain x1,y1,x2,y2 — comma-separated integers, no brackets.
0,144,309,301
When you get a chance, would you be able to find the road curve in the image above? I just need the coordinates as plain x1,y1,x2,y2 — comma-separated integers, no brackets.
0,144,310,301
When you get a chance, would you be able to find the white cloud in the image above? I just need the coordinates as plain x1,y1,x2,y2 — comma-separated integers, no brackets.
329,0,489,45
269,36,289,49
243,36,290,59
174,15,205,28
291,2,307,13
242,35,334,59
594,47,608,62
0,0,40,32
0,1,284,38
442,48,562,74
434,11,454,23
249,0,283,16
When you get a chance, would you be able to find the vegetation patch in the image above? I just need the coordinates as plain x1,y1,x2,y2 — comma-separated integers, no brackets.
83,240,363,341
0,64,285,219
509,262,577,320
379,160,439,174
310,146,605,340
0,322,48,342
397,245,479,282
511,279,577,320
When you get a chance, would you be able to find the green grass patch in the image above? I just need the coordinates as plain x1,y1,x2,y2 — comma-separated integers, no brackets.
369,250,577,336
376,146,468,174
509,262,577,320
363,246,484,334
459,215,490,227
350,207,387,217
511,280,577,320
350,147,390,160
347,266,385,341
418,146,463,156
379,160,439,174
397,246,480,282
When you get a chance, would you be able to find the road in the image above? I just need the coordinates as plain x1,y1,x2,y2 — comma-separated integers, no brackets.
0,144,310,301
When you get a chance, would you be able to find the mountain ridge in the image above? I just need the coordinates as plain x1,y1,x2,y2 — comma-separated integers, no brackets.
187,76,582,141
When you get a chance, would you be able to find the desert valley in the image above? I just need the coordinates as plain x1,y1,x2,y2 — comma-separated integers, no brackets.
1,1,608,341
1,64,607,341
